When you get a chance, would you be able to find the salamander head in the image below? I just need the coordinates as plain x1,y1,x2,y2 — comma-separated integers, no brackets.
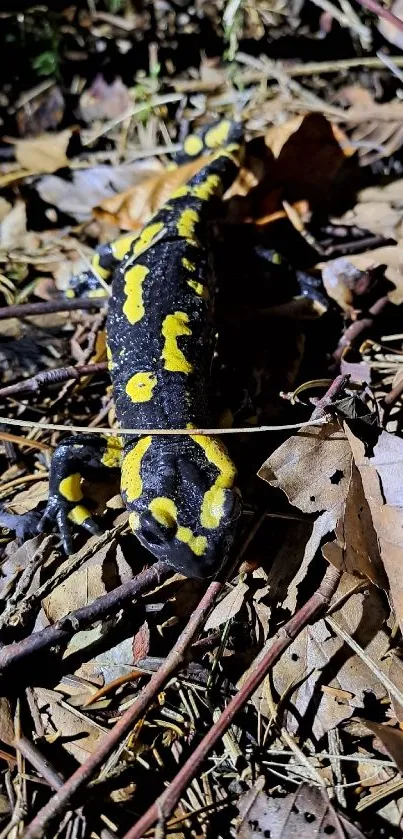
121,436,241,578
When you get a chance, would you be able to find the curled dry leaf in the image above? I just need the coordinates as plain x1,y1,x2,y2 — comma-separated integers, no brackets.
237,779,368,838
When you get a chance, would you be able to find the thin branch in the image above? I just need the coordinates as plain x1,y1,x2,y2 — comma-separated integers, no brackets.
0,297,107,322
0,362,108,399
121,564,341,839
22,577,224,839
354,0,403,33
0,560,169,675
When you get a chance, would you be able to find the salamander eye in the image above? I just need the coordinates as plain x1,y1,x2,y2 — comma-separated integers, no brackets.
140,511,177,545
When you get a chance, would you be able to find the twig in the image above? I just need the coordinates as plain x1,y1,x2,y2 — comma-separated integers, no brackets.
332,296,389,364
22,577,223,839
0,524,128,637
122,564,341,839
0,560,170,675
0,414,328,437
0,536,56,632
310,375,350,420
0,362,108,399
16,736,63,791
354,0,403,33
0,297,107,322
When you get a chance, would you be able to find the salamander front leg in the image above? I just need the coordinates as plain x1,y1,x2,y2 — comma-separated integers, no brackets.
38,435,121,553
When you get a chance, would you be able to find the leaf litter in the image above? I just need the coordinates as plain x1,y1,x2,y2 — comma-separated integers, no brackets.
3,3,403,838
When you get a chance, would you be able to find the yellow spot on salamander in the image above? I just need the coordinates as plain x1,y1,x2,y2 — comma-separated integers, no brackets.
101,436,122,469
134,222,164,257
92,252,110,281
122,264,149,324
176,527,207,556
65,288,75,299
126,371,157,403
59,474,83,503
111,233,137,262
161,312,193,374
192,174,222,201
149,497,177,529
182,257,196,272
204,120,231,149
187,279,208,298
171,185,190,200
193,435,236,529
121,436,152,502
149,496,207,555
68,505,92,525
183,134,204,156
177,208,199,245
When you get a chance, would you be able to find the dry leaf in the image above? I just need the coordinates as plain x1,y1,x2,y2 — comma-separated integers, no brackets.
133,620,150,663
0,201,27,250
34,687,103,764
94,154,214,230
361,719,403,773
6,481,48,515
14,129,72,173
331,247,403,306
258,420,351,519
269,578,389,738
37,159,162,222
345,423,403,633
79,74,131,123
205,581,249,631
0,697,14,748
322,462,387,588
237,779,368,838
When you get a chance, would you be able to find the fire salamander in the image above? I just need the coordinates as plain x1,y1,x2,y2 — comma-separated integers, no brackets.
36,121,243,578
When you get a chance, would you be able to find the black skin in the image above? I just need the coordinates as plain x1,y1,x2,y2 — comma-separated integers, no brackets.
8,122,244,578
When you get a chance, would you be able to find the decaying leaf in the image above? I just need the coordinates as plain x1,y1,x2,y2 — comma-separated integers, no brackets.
237,779,368,838
37,159,162,222
345,423,403,633
14,129,72,173
79,74,131,123
269,577,389,738
34,686,103,764
361,719,403,774
205,581,249,631
93,154,215,230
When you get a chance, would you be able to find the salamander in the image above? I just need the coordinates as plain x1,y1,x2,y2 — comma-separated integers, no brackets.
32,121,244,578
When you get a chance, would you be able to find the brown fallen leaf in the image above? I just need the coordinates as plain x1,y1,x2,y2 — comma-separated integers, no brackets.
13,129,72,174
204,581,249,631
345,423,403,633
94,154,215,230
237,779,368,838
330,247,403,307
322,462,388,589
361,719,403,774
79,74,131,123
269,577,389,738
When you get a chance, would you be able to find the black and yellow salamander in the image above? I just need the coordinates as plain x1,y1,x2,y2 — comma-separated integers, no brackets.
36,121,244,578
